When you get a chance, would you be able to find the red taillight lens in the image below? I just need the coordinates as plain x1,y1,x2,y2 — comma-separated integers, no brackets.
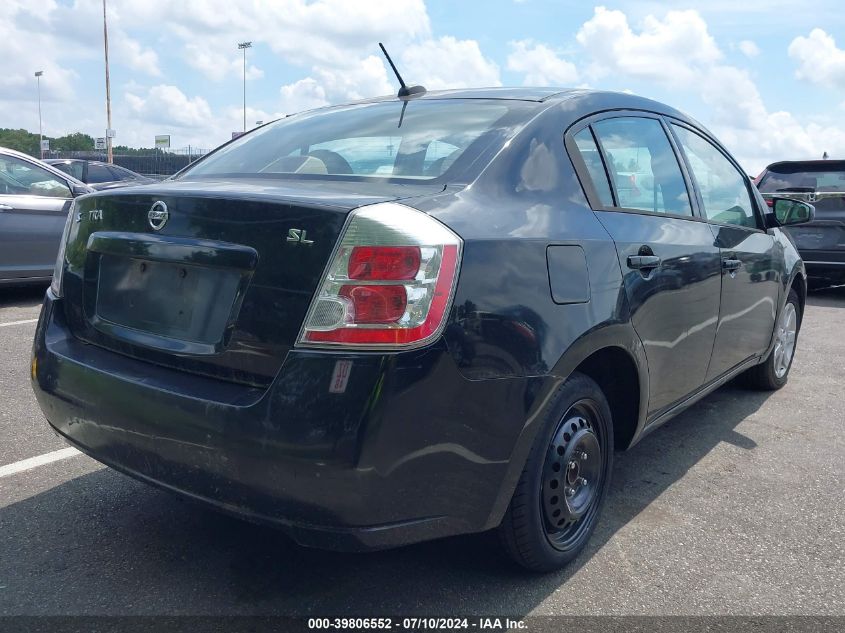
298,203,462,349
348,246,421,280
765,198,774,207
339,284,407,323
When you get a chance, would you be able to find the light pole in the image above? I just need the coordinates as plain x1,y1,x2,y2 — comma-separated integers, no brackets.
34,71,44,158
102,0,113,164
238,41,252,133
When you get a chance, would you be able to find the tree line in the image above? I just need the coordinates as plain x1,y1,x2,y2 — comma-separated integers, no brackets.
0,128,158,156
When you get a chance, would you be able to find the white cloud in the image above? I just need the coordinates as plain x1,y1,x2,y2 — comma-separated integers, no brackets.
2,0,843,170
0,0,431,149
400,36,501,89
507,40,578,85
184,43,263,82
113,37,162,77
576,7,721,83
312,55,393,101
738,40,760,58
789,28,845,88
125,85,212,129
576,6,845,172
127,0,429,75
280,78,330,113
0,2,78,104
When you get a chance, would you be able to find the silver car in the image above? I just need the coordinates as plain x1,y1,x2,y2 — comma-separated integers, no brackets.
0,147,92,286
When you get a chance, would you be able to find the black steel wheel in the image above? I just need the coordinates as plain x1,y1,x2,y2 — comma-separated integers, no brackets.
540,400,608,553
498,372,613,572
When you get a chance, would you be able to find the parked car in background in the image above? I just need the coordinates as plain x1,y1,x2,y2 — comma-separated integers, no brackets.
45,159,154,190
756,160,845,288
0,147,93,286
32,89,813,572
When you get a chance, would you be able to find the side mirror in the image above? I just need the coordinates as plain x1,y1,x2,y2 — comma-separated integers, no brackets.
767,197,815,227
70,184,91,197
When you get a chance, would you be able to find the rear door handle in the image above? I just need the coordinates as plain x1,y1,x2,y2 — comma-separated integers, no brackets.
627,255,661,270
722,259,742,272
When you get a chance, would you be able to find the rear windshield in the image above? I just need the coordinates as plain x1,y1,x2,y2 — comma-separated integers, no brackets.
758,163,845,192
181,100,521,182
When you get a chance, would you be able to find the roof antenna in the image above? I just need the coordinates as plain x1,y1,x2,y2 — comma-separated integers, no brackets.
379,42,426,98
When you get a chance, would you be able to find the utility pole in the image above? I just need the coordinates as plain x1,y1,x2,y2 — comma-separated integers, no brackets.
34,71,44,159
103,0,113,164
238,42,252,133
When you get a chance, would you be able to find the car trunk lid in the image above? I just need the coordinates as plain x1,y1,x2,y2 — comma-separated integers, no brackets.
60,178,440,386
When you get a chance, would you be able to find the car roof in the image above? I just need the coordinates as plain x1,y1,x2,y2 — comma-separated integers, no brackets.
321,87,700,126
45,158,107,166
398,87,574,102
764,160,845,170
1,146,49,162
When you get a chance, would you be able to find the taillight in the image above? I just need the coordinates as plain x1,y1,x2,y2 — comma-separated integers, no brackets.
297,202,462,349
50,199,76,298
348,246,421,280
765,198,774,207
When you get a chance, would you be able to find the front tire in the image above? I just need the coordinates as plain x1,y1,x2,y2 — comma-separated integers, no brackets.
497,372,613,572
743,288,801,390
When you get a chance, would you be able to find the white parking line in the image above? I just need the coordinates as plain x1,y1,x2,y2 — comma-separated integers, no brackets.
0,318,39,328
0,447,81,478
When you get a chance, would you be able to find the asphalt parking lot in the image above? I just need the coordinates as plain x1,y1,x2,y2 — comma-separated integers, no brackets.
0,284,843,617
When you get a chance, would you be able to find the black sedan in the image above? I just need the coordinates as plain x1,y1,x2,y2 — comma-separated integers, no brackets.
32,88,812,571
44,158,154,190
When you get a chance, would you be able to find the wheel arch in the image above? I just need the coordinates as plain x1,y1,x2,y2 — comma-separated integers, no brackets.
573,346,642,451
549,323,649,451
790,268,807,327
483,324,649,529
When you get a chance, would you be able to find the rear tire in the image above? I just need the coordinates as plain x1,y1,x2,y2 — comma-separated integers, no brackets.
497,372,613,572
743,288,801,390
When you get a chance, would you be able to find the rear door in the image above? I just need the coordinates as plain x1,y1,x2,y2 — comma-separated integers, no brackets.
568,113,722,417
0,153,73,280
669,123,779,379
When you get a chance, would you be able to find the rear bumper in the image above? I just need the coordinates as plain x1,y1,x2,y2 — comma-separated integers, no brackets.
799,250,845,282
31,291,543,551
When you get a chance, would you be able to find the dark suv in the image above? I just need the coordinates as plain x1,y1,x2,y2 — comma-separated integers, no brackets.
32,89,812,571
757,160,845,287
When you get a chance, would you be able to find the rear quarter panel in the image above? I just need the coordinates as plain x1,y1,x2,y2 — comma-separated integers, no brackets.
415,102,644,385
411,101,650,526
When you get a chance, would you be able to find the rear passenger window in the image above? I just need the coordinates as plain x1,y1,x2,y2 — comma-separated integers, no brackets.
592,117,692,216
671,125,758,229
573,128,613,206
87,164,115,184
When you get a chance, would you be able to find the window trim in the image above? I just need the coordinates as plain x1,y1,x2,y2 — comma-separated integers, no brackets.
665,118,767,233
571,125,618,207
564,110,705,223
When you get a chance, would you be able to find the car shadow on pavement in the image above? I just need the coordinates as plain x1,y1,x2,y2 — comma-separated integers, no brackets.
806,284,845,309
0,383,773,616
0,285,47,310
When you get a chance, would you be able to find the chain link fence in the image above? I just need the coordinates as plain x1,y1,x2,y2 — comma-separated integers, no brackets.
44,147,211,179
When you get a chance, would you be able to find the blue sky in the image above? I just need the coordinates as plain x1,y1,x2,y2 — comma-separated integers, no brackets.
3,0,845,173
